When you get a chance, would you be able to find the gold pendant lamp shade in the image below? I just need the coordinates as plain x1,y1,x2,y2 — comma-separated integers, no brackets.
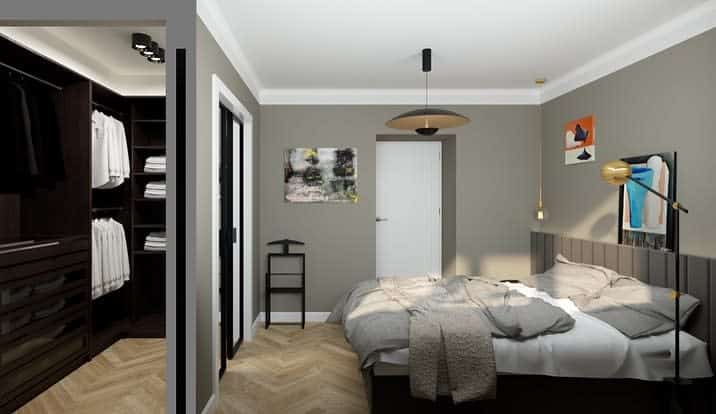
386,48,470,136
600,160,632,185
386,108,470,135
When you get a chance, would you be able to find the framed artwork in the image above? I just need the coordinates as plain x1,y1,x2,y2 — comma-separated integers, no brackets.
618,152,676,250
564,115,595,165
284,147,358,203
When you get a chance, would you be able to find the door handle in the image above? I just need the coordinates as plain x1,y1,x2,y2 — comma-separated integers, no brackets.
376,217,389,222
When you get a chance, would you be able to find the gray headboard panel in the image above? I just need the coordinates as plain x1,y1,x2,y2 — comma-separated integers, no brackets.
531,232,714,368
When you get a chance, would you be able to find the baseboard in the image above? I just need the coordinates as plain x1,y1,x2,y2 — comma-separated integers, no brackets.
200,393,217,414
254,311,330,326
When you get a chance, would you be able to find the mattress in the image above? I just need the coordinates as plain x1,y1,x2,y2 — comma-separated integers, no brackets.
374,282,714,381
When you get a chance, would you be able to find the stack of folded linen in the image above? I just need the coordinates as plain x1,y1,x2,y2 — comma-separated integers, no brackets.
144,181,166,199
144,155,166,173
144,232,166,251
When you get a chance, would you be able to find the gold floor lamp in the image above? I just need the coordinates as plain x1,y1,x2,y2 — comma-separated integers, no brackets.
600,160,689,388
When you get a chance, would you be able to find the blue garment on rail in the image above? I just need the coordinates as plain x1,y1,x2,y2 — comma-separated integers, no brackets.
626,167,654,229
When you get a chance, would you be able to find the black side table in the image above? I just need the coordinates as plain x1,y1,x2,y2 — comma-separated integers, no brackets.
265,239,305,329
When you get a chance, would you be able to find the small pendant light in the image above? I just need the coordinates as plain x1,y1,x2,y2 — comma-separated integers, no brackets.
386,48,470,135
534,123,548,222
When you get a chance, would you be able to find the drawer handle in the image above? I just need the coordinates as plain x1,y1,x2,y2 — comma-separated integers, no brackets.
0,241,60,255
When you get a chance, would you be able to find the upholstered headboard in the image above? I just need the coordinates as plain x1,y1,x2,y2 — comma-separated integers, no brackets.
530,231,715,368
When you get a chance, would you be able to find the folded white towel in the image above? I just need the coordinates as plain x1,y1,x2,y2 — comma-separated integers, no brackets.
144,193,166,199
146,232,166,242
145,181,166,190
144,244,166,251
145,156,166,164
144,166,166,173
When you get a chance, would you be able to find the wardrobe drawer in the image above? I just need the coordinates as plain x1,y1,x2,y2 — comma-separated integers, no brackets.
0,309,86,375
0,237,89,269
0,262,88,313
0,250,88,285
0,332,86,406
0,288,86,337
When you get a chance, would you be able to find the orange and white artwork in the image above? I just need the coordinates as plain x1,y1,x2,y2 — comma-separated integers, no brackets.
564,115,595,165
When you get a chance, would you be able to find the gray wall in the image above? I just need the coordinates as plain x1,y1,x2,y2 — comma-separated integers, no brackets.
541,28,716,258
260,105,541,313
195,17,260,412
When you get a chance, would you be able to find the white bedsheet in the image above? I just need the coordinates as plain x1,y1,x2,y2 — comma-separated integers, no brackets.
376,282,713,381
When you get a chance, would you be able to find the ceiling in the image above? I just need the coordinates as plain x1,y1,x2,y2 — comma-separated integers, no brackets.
201,0,716,103
0,26,166,96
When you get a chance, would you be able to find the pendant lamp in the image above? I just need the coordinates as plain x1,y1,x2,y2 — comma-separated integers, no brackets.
386,48,470,135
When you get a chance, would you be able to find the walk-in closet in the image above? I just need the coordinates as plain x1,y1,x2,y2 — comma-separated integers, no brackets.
0,26,167,413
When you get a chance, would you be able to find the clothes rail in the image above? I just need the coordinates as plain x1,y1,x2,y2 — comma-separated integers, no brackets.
0,60,63,91
92,101,125,117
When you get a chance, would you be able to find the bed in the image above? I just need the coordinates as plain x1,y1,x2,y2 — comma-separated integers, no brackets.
332,232,716,414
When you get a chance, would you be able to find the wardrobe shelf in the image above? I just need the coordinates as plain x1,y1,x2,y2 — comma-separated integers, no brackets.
133,172,166,176
134,224,166,229
133,250,166,255
133,145,165,150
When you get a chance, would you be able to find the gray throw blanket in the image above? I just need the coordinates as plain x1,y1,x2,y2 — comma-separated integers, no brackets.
525,255,701,338
381,277,496,402
329,275,575,402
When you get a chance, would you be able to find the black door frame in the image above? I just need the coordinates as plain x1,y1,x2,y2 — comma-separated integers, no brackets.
176,48,187,413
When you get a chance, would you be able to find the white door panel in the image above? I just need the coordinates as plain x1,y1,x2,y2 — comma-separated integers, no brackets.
376,141,441,278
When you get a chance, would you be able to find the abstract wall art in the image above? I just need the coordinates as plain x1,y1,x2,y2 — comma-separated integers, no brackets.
618,152,676,250
284,147,358,203
564,115,596,165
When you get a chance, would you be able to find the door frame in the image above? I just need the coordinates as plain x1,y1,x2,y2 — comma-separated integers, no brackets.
211,74,254,401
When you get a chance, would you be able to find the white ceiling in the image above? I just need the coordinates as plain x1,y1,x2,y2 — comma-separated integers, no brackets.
201,0,716,104
0,26,166,96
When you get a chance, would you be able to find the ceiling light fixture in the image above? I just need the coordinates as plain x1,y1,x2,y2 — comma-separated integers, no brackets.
141,41,158,57
132,33,151,50
131,33,166,64
149,47,165,63
386,48,470,136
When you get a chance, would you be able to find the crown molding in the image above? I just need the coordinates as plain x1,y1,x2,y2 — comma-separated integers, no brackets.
202,1,716,106
198,0,262,101
260,88,541,106
0,28,165,96
541,0,716,103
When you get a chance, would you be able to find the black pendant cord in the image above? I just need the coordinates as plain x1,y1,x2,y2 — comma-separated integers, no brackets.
425,71,429,110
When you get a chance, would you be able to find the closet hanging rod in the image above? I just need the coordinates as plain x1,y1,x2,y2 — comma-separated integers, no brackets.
92,101,125,117
92,206,125,212
0,60,63,91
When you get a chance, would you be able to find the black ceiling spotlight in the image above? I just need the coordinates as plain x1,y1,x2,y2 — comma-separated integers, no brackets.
132,33,152,51
141,41,159,57
386,48,470,135
149,47,165,64
131,33,165,64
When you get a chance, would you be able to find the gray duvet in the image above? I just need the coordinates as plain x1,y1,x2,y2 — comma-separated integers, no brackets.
524,254,701,338
328,275,575,402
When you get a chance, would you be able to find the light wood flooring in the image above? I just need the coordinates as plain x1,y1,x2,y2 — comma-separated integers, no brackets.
216,323,369,414
18,324,367,414
17,338,166,414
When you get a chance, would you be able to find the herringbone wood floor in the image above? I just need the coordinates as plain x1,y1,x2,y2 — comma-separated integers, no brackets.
18,324,367,414
217,323,369,414
17,338,166,414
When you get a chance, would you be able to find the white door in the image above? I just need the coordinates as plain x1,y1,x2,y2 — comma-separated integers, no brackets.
376,141,442,278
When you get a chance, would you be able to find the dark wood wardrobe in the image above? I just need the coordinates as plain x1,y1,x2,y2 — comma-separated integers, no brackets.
0,36,166,413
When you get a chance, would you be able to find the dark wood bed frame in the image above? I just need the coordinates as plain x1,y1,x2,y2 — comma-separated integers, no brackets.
366,232,715,414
